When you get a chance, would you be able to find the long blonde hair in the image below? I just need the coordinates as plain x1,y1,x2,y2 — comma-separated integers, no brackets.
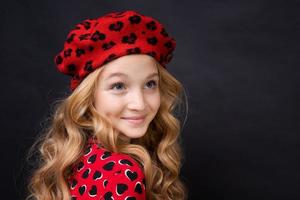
26,60,188,200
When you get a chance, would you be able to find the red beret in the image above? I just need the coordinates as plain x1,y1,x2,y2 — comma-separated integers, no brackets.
54,10,176,90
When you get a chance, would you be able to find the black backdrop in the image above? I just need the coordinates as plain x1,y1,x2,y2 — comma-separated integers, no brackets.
1,0,299,199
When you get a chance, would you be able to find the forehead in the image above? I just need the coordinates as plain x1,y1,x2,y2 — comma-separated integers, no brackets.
99,54,159,80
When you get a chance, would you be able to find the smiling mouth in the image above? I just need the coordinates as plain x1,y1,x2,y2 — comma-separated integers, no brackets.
122,115,146,120
122,117,145,125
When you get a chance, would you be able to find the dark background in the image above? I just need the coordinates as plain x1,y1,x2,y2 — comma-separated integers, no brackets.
1,0,299,199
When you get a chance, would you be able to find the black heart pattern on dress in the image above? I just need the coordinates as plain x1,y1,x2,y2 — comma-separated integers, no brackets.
119,159,133,166
134,182,143,194
125,169,138,181
125,197,136,200
103,161,115,171
68,140,146,198
103,179,108,188
78,185,86,195
87,154,97,164
84,146,92,156
77,161,84,171
104,192,113,200
101,151,112,160
71,178,77,189
116,183,128,195
88,185,97,197
82,168,91,179
93,170,102,180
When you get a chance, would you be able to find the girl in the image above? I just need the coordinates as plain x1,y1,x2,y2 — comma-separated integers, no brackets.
27,10,188,200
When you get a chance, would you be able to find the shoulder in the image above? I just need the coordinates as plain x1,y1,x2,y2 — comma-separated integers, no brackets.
68,141,146,200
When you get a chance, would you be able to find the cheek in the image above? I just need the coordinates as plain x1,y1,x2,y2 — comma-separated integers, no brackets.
149,92,161,111
95,92,123,116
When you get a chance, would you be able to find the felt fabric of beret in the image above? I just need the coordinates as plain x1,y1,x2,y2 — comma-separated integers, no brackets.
54,10,176,91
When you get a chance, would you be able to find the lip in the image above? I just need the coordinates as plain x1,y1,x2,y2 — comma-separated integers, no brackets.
122,115,146,125
122,115,146,120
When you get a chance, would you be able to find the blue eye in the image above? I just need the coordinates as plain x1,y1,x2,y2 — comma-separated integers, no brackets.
111,82,125,90
146,80,157,89
110,80,158,92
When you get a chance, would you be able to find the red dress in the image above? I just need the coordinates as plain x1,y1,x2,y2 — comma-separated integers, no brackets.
67,138,146,200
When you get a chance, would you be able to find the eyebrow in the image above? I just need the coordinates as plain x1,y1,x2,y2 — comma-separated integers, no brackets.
104,72,158,81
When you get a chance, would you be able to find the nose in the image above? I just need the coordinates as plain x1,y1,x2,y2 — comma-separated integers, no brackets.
127,89,146,111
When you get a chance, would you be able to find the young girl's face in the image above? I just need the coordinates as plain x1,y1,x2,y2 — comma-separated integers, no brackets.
94,54,161,140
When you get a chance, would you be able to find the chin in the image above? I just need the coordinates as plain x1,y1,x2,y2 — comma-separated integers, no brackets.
117,124,149,139
116,118,151,138
121,129,147,139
